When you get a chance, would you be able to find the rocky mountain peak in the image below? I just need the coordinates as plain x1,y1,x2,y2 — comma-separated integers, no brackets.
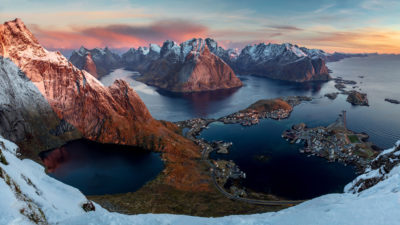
1,18,204,191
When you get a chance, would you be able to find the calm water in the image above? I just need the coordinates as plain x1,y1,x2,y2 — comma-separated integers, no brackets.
102,55,400,149
58,54,398,198
200,121,357,200
40,139,163,195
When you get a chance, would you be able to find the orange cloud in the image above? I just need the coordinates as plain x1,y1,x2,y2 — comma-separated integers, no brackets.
306,28,400,53
29,20,209,50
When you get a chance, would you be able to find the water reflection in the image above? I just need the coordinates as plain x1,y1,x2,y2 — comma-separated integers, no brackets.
39,139,164,195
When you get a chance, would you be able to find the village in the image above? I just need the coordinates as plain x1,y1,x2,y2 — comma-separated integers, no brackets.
174,96,314,197
282,111,379,170
218,96,312,126
219,108,291,126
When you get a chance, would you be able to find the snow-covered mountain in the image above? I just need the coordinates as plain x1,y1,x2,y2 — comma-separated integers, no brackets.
121,44,161,72
1,135,399,225
69,46,122,78
234,43,330,82
137,38,243,92
121,39,331,83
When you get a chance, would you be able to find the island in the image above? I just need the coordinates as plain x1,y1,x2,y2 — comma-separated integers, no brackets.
219,96,312,126
385,98,400,104
327,77,369,106
325,92,339,100
282,111,379,170
346,91,369,106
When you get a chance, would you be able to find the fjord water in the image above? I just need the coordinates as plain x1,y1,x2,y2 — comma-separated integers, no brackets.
40,140,163,195
200,121,357,200
102,55,400,148
50,55,399,197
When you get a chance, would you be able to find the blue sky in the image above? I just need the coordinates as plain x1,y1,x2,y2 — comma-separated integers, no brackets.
1,0,399,53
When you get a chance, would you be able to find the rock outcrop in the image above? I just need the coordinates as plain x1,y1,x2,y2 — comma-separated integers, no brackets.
346,91,369,106
0,19,207,191
346,141,400,193
138,38,242,92
0,56,81,157
234,43,331,82
69,46,121,78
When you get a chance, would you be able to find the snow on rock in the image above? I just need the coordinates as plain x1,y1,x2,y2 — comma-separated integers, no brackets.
235,42,331,82
1,136,400,225
345,141,400,193
0,56,80,154
0,136,92,225
69,46,121,78
138,38,243,92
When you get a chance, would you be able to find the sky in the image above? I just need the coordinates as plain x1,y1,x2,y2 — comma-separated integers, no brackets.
1,0,400,53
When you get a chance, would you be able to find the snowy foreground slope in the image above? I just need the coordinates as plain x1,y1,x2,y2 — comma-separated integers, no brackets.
1,136,400,225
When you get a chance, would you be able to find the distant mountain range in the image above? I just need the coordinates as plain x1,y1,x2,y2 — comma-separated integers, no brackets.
68,38,370,93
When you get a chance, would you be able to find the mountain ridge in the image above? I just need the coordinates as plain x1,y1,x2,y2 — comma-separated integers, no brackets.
0,18,207,191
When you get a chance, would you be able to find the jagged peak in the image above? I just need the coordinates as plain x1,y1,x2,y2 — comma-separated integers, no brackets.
149,43,161,53
1,18,41,49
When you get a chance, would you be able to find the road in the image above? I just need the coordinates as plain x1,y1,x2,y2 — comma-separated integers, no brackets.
211,172,305,206
203,147,305,206
181,119,306,206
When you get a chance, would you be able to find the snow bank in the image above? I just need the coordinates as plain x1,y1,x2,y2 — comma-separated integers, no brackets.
1,136,400,225
0,136,90,225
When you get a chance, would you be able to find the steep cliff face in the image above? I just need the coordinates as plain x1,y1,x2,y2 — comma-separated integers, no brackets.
204,38,239,68
0,19,207,191
139,38,242,92
122,44,161,72
69,46,121,78
83,53,98,78
235,43,331,82
0,56,81,157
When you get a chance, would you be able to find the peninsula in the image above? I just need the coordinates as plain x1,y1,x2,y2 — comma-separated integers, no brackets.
282,111,379,170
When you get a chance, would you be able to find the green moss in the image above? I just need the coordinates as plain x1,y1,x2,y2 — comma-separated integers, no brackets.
348,135,360,143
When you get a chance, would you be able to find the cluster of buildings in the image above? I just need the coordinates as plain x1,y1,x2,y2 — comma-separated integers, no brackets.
220,108,291,126
282,112,376,170
211,160,247,197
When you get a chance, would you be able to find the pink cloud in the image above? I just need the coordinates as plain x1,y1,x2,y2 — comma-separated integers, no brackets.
29,20,209,50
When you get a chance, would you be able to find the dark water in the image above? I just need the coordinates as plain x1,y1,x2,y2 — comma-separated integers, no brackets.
102,55,400,149
199,121,357,200
40,139,163,195
59,54,398,198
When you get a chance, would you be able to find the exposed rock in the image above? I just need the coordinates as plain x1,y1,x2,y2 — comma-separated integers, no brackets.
334,77,357,85
346,91,369,106
325,92,339,100
69,46,121,78
346,142,400,193
385,98,400,104
0,19,207,191
139,38,242,92
234,43,331,82
335,83,346,91
0,56,81,157
83,53,98,78
122,44,161,73
204,38,239,67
